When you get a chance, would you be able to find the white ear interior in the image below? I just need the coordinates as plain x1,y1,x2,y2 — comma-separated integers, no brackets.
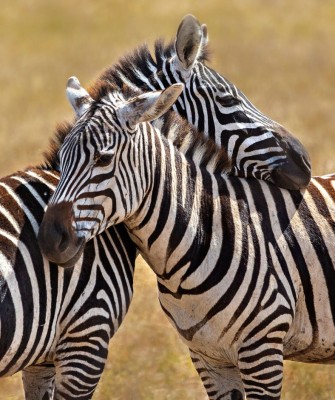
119,83,184,126
175,14,203,70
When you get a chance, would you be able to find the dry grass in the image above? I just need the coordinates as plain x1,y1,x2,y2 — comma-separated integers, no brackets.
0,0,335,398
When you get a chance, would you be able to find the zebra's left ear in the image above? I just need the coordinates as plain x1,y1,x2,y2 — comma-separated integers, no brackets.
66,76,93,118
175,14,208,71
120,83,184,126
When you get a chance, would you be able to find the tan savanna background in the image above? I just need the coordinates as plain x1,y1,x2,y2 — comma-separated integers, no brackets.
1,0,335,399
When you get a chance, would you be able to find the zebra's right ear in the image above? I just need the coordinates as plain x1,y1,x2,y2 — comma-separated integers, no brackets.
175,14,208,71
66,76,93,118
120,84,184,126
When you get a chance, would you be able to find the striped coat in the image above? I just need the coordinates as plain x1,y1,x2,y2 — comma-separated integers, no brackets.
39,83,335,399
98,14,311,190
0,14,311,398
0,150,135,399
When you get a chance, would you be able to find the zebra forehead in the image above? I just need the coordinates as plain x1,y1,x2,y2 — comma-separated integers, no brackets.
88,79,141,105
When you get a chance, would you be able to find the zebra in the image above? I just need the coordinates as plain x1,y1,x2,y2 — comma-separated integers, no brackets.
98,14,311,190
0,14,310,399
0,127,136,399
39,80,335,400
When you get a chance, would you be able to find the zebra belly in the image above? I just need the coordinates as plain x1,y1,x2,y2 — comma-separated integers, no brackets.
284,330,335,363
160,300,240,366
282,281,335,363
158,279,290,367
267,182,335,364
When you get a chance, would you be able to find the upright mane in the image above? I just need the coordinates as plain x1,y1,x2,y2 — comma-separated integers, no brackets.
39,38,212,172
85,77,231,176
154,111,231,175
39,121,74,171
98,39,210,92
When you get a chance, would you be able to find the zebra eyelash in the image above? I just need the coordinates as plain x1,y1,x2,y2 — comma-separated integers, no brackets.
215,94,241,108
94,150,115,167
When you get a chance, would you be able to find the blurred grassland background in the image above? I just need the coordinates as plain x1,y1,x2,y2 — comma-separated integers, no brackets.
0,0,335,399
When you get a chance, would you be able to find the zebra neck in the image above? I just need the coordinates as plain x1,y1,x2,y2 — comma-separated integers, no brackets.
124,127,305,283
125,129,224,278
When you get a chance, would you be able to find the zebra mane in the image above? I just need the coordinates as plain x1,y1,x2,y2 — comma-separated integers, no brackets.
98,38,210,92
88,78,230,175
39,38,212,173
39,121,74,171
153,111,231,175
40,79,230,175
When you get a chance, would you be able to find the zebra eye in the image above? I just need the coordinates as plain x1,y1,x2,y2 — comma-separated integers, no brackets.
94,152,113,167
216,95,240,108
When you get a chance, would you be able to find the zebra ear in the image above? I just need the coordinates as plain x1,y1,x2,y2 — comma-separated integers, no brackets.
201,24,208,47
175,14,205,70
122,84,184,126
66,76,93,118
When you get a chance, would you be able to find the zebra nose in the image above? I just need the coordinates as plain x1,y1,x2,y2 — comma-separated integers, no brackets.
38,201,85,268
271,131,311,190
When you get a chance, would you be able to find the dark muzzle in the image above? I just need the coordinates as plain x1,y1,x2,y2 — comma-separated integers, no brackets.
38,201,85,268
271,129,311,190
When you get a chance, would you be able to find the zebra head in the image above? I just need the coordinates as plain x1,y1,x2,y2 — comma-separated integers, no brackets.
38,77,183,267
132,14,311,189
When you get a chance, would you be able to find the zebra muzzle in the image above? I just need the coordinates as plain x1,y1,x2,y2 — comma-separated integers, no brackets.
271,128,311,190
38,201,86,268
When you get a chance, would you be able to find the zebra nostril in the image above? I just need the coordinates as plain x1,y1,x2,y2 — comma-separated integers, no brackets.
58,231,70,253
230,389,243,400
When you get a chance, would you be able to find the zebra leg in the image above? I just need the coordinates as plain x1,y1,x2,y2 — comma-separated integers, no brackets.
237,345,283,399
22,364,55,400
53,362,104,400
190,350,245,400
53,343,109,399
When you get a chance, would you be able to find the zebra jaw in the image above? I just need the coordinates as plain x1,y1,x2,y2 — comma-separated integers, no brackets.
66,76,93,118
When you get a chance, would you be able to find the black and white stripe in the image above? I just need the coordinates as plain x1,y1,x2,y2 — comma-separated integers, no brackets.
40,84,335,400
99,14,311,190
0,14,311,399
0,163,136,399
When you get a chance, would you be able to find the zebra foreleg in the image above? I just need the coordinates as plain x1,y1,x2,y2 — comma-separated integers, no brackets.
22,364,55,400
53,343,109,400
189,350,245,400
237,344,284,400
